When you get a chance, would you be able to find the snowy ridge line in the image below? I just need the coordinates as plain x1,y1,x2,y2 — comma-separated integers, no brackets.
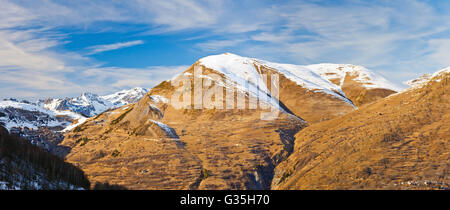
306,63,403,92
255,60,356,107
1,100,56,117
404,67,450,90
199,53,360,108
42,87,149,117
199,54,283,111
149,95,169,104
1,87,149,132
0,100,82,131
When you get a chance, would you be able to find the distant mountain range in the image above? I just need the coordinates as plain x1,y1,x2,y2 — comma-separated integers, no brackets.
0,87,148,152
41,87,149,117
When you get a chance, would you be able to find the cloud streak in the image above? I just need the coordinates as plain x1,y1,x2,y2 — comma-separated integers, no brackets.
86,40,145,55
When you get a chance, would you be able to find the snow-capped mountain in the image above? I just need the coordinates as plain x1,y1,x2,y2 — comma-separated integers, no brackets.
0,100,84,152
101,87,150,106
41,87,149,117
404,67,450,89
57,53,411,190
0,100,85,132
193,53,401,108
174,53,402,121
306,63,403,92
0,87,149,152
1,87,148,132
197,53,354,109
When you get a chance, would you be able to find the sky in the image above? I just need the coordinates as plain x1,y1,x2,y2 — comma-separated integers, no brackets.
1,0,450,99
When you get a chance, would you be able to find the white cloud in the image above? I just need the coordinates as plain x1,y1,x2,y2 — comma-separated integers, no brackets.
87,40,144,55
0,31,66,72
1,0,450,99
427,39,450,67
74,65,189,95
196,39,246,51
0,65,189,99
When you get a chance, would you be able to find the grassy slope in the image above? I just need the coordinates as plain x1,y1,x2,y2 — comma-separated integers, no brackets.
273,71,449,190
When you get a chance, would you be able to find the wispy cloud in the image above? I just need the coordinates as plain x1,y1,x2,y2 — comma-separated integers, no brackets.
1,0,450,99
196,39,246,51
86,40,144,55
427,39,450,67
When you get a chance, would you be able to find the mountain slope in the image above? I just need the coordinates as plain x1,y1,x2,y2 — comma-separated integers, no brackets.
61,85,305,189
61,54,309,189
272,68,449,190
198,53,358,123
0,125,90,190
307,63,402,106
60,53,402,190
196,53,400,123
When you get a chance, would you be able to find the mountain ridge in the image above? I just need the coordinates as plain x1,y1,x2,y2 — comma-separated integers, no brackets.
0,87,149,153
272,67,450,189
58,53,406,189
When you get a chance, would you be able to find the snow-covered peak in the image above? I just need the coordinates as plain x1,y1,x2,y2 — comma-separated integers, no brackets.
101,87,148,106
254,60,349,102
405,67,450,89
1,87,149,134
199,53,287,110
40,87,148,117
0,100,55,117
432,67,450,77
73,92,104,107
405,74,433,88
306,63,403,92
199,53,355,107
0,100,79,131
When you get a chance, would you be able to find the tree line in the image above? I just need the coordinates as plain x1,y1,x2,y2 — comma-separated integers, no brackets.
0,126,90,190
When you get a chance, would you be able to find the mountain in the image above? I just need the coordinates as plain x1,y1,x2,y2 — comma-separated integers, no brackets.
59,53,401,189
306,63,402,106
196,53,401,123
0,125,90,190
0,87,148,153
272,68,449,190
41,87,149,117
0,100,79,153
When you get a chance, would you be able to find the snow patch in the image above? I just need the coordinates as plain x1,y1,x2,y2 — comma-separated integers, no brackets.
149,120,178,138
62,117,87,132
200,53,285,111
149,95,169,103
306,63,403,92
404,67,450,89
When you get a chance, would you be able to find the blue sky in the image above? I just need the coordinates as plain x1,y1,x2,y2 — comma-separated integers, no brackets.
1,0,450,99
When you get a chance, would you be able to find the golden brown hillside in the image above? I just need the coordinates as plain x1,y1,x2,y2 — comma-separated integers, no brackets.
257,65,355,123
59,54,405,190
272,70,450,190
340,75,397,107
308,64,399,107
60,62,306,190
